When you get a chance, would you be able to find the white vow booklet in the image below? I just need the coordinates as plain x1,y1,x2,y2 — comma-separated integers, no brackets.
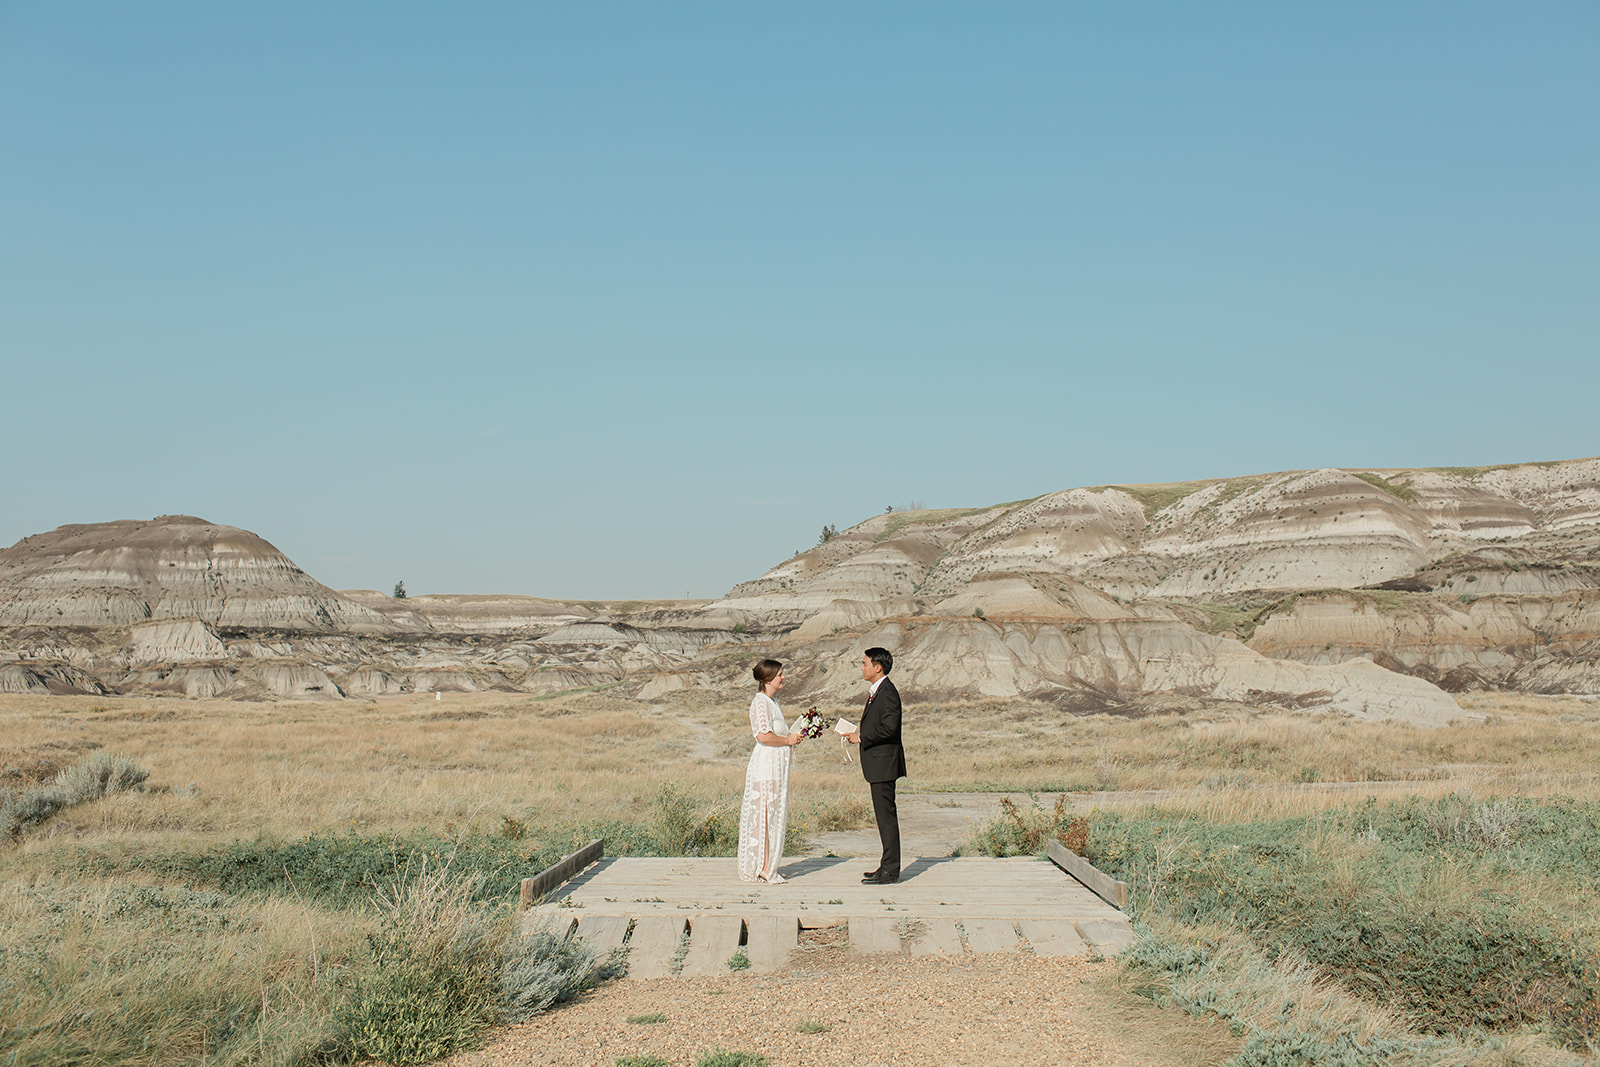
834,717,856,762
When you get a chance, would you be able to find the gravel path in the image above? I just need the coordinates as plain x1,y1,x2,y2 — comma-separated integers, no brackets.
442,928,1241,1067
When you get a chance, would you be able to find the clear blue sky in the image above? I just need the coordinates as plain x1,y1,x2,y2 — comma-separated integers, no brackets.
3,4,1596,598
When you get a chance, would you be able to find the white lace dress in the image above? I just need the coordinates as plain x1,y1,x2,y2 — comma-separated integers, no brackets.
737,693,791,883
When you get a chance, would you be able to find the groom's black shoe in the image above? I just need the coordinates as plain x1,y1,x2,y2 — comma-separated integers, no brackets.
861,871,899,885
862,869,881,879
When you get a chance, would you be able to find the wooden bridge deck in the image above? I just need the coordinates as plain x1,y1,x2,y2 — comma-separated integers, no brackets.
525,855,1134,980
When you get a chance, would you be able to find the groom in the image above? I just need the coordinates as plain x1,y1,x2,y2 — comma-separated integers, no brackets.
845,646,905,885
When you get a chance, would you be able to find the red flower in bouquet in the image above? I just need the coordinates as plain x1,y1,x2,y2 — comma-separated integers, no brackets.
795,707,831,739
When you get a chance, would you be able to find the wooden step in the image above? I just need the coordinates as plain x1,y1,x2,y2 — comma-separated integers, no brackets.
962,919,1021,955
1075,919,1135,957
571,914,631,957
905,918,963,956
848,916,902,955
744,915,798,973
679,915,745,977
1019,919,1088,957
626,915,687,979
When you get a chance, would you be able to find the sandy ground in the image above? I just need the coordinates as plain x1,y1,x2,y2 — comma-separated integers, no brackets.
441,926,1242,1067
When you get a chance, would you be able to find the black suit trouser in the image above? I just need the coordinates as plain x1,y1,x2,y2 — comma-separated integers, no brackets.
869,778,900,876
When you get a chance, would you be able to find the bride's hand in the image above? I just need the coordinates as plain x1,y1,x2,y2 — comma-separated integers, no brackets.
788,732,803,746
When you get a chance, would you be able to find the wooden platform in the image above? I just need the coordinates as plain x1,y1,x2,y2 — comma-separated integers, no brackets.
525,855,1134,980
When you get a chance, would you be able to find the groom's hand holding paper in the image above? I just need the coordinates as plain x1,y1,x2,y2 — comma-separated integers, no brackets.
835,717,857,762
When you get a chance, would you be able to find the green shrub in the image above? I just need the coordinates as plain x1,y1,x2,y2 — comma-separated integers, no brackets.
1232,1029,1415,1066
501,921,624,1020
652,782,737,857
1088,797,1600,1048
336,859,621,1063
963,795,1086,857
133,818,659,908
114,788,748,906
1,752,149,838
137,830,538,906
0,883,348,1067
339,920,501,1064
336,862,502,1063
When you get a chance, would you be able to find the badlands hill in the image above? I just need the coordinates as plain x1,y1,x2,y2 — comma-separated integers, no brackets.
1,458,1596,723
683,457,1600,724
0,515,721,699
0,516,396,632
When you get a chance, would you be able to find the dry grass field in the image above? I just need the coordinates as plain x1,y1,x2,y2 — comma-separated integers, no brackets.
4,689,1599,843
4,687,1600,1065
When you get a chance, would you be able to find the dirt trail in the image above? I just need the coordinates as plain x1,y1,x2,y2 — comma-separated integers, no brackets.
675,717,719,761
441,930,1241,1067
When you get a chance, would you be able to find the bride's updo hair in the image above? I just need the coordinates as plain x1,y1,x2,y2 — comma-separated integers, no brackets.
753,659,783,691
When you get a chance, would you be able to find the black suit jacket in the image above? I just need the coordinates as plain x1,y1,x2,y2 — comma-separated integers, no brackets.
859,677,907,784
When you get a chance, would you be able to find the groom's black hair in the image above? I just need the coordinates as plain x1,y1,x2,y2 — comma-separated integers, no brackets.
864,647,893,675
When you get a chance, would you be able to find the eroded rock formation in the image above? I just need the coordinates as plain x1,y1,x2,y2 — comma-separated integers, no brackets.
0,517,395,632
2,457,1596,722
671,457,1600,723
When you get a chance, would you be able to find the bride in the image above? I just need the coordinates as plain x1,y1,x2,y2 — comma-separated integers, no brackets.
737,659,803,883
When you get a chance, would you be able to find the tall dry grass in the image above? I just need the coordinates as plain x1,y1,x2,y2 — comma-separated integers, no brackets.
3,687,1599,1065
0,874,361,1065
896,693,1600,798
7,690,1592,847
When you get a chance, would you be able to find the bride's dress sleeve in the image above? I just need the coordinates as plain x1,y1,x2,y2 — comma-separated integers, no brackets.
749,694,772,738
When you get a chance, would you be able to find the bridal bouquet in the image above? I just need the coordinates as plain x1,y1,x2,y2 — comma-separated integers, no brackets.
794,707,831,739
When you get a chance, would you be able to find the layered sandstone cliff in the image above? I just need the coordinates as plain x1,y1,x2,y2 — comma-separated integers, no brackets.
0,517,395,632
2,457,1595,717
673,457,1600,722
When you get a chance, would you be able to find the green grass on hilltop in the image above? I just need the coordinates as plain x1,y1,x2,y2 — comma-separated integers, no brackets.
1092,482,1208,521
875,507,990,542
1351,471,1419,502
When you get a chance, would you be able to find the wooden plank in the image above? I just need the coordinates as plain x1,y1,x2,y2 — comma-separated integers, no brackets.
848,917,902,955
744,916,798,972
533,902,1121,922
1018,919,1088,957
526,856,1132,926
625,916,687,979
905,918,963,957
572,914,631,957
520,838,604,909
519,912,577,939
1047,839,1128,909
680,915,746,976
962,919,1020,955
1074,919,1135,957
